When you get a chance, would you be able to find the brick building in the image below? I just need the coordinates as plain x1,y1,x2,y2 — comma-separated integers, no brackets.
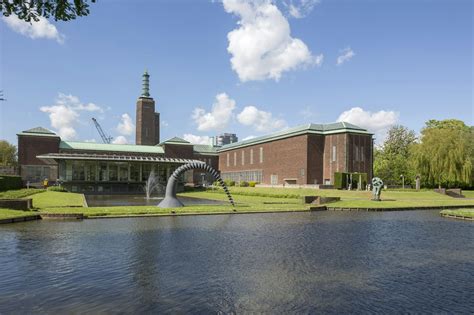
17,71,373,192
218,123,373,186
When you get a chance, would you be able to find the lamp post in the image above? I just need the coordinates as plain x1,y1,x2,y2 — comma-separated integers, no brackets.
400,174,405,190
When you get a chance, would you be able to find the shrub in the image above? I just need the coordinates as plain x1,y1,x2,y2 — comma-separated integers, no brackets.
224,180,235,187
239,181,249,187
0,175,23,192
47,186,68,192
248,181,257,187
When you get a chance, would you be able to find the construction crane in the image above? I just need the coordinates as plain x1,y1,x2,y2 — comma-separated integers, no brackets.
92,118,113,144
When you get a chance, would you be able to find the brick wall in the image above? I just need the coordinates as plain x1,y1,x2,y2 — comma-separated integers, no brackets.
219,135,309,185
18,135,60,165
136,97,156,145
307,134,325,185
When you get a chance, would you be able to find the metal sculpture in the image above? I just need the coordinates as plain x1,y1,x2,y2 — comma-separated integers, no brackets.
158,162,235,209
371,177,384,201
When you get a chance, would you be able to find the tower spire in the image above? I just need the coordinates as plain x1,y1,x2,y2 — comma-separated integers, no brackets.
141,70,150,97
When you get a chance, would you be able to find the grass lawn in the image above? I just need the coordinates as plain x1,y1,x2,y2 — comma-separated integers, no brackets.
0,208,38,220
461,190,474,198
0,188,45,199
30,191,85,208
440,209,474,218
208,187,474,209
2,187,474,220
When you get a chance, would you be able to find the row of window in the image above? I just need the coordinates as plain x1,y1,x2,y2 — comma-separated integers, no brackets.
331,145,365,162
221,170,263,183
59,161,180,183
226,147,264,167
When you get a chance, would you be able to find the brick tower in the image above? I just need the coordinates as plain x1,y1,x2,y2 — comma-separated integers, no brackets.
136,70,160,145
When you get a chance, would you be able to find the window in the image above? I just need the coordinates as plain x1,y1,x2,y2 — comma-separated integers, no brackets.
109,164,118,181
234,152,237,166
360,146,364,161
85,162,96,181
99,163,107,181
332,145,337,162
72,161,85,181
226,153,229,167
259,147,263,163
250,149,254,164
118,163,128,181
241,151,245,166
354,146,359,162
142,164,152,181
130,164,140,182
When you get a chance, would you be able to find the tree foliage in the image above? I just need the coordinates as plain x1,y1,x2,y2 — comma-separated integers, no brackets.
1,0,96,22
412,119,473,188
374,125,417,186
0,140,17,166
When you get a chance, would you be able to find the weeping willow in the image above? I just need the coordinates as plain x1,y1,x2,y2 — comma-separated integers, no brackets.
412,120,473,188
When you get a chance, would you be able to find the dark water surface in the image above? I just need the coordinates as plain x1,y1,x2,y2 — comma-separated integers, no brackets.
85,194,226,207
0,211,473,313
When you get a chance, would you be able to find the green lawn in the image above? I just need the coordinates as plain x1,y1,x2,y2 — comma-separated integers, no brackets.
30,191,85,208
0,188,45,199
0,208,38,220
462,190,474,198
440,209,474,218
208,187,474,209
1,187,473,220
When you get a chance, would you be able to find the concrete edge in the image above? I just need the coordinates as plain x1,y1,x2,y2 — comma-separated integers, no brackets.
82,194,88,208
440,213,474,221
0,215,41,225
327,205,474,212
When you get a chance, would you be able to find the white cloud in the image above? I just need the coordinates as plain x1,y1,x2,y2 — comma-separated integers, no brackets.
40,93,104,140
242,135,256,141
2,14,65,44
192,93,236,131
336,107,399,142
237,105,287,132
284,0,320,18
116,113,134,136
161,120,169,127
84,139,97,143
183,134,212,145
336,47,355,65
112,136,128,145
223,0,322,82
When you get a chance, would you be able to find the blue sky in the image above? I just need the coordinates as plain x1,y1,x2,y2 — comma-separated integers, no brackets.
0,0,472,145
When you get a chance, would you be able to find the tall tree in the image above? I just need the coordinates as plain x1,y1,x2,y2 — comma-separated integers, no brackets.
374,125,417,186
1,0,96,22
412,119,472,188
0,140,18,166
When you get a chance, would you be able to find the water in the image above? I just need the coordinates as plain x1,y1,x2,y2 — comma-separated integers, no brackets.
85,194,226,207
0,211,472,313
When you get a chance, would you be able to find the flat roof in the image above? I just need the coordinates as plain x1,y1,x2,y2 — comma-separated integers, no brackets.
60,141,165,154
37,153,196,164
218,122,373,152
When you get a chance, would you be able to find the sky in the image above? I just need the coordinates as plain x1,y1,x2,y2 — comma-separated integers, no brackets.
0,0,472,146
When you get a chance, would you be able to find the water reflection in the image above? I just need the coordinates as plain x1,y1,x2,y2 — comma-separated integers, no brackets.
0,211,472,313
85,194,226,207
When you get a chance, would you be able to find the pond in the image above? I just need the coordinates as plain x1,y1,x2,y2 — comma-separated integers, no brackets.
0,210,472,313
84,194,226,207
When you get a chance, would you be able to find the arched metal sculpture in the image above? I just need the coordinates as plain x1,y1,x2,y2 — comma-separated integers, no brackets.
371,177,384,201
158,162,235,209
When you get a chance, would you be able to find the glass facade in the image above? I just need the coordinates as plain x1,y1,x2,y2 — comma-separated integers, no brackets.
59,161,179,184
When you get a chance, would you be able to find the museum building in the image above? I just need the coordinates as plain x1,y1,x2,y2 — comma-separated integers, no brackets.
17,71,373,192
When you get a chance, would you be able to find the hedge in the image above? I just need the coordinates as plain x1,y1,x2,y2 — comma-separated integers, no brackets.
0,175,23,192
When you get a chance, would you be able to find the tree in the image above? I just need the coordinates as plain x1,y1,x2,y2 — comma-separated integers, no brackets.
1,0,96,22
0,140,18,166
374,125,417,186
412,119,473,188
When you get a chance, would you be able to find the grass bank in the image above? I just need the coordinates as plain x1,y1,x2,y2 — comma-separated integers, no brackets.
1,187,473,221
0,188,45,199
440,209,474,219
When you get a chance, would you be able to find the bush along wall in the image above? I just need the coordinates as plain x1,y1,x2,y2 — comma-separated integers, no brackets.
0,175,23,192
334,172,368,190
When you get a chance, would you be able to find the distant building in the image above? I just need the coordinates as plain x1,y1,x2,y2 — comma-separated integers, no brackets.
214,133,238,146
